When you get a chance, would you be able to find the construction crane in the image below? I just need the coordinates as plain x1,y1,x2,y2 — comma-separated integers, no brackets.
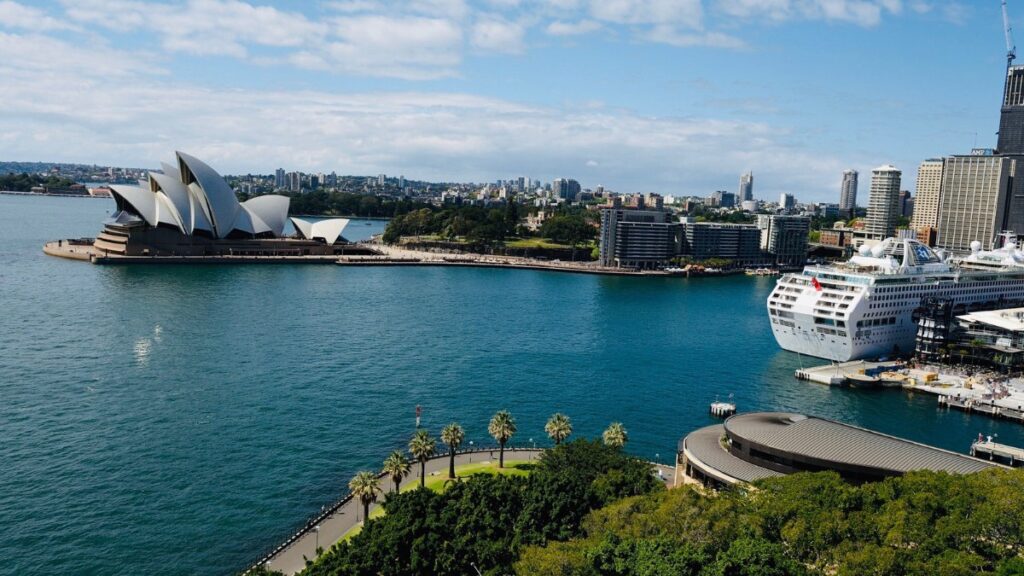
1004,0,1017,66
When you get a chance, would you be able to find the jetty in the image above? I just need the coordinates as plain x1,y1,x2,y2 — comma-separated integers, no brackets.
795,360,906,387
709,401,737,418
971,439,1024,466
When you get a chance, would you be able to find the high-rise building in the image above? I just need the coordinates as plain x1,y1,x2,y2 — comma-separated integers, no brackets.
757,214,811,267
377,174,386,187
286,171,302,193
779,193,795,211
839,169,858,216
711,190,735,208
936,153,1016,252
553,178,581,201
679,219,763,266
865,165,901,239
739,172,753,203
274,168,285,189
998,65,1024,155
599,207,678,268
898,190,914,218
911,159,944,232
399,175,405,190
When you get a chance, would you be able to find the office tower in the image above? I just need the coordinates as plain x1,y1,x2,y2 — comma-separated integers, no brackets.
911,159,944,231
377,174,385,187
739,172,753,203
399,175,405,190
898,190,913,217
553,178,581,201
999,65,1024,154
936,153,1015,251
274,168,285,189
711,190,735,208
865,165,901,239
779,193,795,211
286,171,301,192
839,169,858,215
757,214,811,267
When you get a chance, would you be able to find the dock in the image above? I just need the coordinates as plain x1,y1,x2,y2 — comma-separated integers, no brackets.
795,360,905,387
709,401,736,418
971,440,1024,466
938,395,1024,423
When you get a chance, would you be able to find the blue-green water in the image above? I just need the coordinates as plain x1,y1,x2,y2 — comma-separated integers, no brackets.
3,194,1024,576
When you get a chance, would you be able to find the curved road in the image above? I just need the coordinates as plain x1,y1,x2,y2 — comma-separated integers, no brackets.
261,448,675,575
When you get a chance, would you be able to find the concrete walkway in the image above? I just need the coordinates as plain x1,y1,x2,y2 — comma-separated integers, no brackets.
257,449,675,575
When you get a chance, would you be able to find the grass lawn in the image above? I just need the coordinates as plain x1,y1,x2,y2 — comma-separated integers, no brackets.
338,460,533,543
505,237,572,249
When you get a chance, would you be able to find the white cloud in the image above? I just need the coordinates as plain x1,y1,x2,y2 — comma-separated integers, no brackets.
713,0,903,27
648,26,744,48
0,1,78,31
546,19,602,36
471,17,525,53
0,27,848,200
589,0,704,29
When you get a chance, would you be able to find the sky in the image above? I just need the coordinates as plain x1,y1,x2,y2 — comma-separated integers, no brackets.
0,0,1012,201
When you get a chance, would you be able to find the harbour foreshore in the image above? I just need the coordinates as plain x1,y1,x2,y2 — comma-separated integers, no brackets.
338,244,696,277
250,448,676,576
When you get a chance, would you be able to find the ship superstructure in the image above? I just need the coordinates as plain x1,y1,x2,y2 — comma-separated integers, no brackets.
767,237,1024,361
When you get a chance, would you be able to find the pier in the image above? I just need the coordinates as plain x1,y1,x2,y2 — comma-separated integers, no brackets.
971,439,1024,466
795,360,905,387
709,401,736,418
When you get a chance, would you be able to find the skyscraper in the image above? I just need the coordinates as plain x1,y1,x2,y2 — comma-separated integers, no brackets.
274,168,285,189
936,153,1016,252
998,65,1024,154
865,165,901,239
911,159,943,231
739,172,753,203
779,193,795,212
839,169,858,216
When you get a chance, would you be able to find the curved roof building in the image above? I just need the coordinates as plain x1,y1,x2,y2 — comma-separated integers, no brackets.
678,412,997,488
109,151,289,239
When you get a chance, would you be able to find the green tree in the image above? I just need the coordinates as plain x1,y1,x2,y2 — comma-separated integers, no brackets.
348,470,382,523
545,413,573,445
408,430,436,488
602,422,627,448
713,538,807,576
382,450,410,493
440,422,465,480
488,410,517,468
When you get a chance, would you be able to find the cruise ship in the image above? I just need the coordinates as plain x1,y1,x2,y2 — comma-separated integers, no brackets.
767,236,1024,361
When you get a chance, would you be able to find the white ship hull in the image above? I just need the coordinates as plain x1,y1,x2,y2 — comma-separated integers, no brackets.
767,239,1024,361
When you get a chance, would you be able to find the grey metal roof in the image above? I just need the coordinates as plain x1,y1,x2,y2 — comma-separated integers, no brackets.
724,412,996,475
682,424,783,483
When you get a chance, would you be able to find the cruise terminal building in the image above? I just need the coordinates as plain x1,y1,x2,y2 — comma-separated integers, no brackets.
678,412,997,488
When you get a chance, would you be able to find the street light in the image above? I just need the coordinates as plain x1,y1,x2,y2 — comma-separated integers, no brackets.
469,440,474,462
529,437,534,449
314,524,321,555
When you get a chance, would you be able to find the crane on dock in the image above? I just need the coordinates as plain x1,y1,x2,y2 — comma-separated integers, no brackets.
1005,0,1017,67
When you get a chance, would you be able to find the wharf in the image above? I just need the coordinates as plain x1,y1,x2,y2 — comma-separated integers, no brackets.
795,360,906,387
971,440,1024,466
938,395,1024,423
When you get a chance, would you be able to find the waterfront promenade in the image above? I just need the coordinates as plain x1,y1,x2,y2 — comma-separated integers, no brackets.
257,448,675,575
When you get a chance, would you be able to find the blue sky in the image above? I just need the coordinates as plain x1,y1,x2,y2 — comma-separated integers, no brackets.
0,0,1009,201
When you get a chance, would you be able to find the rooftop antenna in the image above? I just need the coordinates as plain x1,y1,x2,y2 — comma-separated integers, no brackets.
1004,0,1017,67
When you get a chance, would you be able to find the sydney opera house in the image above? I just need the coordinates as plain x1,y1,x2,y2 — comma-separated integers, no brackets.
92,152,355,258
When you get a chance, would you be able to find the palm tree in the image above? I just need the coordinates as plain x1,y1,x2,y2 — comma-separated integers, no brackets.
488,410,517,468
408,429,436,488
348,470,381,523
440,422,465,479
382,450,410,493
545,413,572,445
602,422,628,448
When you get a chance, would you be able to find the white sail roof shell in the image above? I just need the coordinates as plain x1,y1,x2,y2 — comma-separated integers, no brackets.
105,152,290,239
290,217,349,245
176,151,240,238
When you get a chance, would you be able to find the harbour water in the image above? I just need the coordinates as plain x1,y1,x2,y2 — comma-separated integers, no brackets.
4,194,1024,576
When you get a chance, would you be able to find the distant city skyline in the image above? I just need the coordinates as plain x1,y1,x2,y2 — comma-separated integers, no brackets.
0,0,1003,201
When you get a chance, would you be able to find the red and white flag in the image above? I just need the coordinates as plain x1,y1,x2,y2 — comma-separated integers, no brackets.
811,277,822,291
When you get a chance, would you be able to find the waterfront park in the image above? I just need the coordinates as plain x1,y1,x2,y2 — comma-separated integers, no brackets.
250,410,1024,576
